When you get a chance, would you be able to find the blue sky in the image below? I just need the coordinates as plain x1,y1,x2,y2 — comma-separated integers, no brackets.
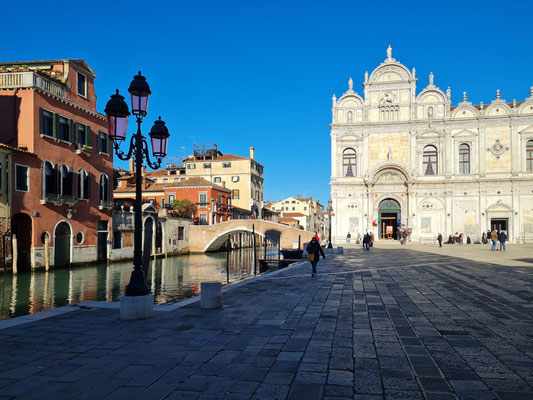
2,0,532,206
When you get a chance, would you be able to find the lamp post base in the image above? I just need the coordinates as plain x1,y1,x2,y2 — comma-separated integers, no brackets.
120,294,154,320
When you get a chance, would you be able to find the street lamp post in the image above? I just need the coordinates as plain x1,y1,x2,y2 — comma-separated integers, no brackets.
105,72,170,299
327,198,333,248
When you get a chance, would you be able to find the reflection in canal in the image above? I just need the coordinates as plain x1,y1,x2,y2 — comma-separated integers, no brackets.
0,248,274,320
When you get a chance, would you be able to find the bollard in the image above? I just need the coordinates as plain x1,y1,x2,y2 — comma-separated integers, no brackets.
336,247,344,254
201,281,222,309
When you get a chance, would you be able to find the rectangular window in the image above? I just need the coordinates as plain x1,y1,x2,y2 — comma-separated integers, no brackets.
222,162,231,168
187,164,196,169
160,198,165,208
58,116,71,142
232,176,239,182
199,192,207,206
97,220,108,231
98,131,109,154
178,227,184,240
199,214,207,225
203,163,211,169
163,178,168,183
232,189,239,200
77,123,86,147
214,177,221,183
40,109,53,137
168,194,175,203
113,231,122,249
77,72,87,97
15,164,29,192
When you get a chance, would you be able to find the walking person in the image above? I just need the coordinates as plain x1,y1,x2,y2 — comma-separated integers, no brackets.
487,230,492,246
498,230,507,251
370,232,374,248
306,237,325,277
490,229,498,251
482,231,487,244
437,233,443,247
363,233,370,251
346,232,351,244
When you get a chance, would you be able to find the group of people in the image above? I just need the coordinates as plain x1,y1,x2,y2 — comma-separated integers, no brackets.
483,229,507,251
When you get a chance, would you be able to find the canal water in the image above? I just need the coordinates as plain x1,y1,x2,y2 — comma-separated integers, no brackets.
0,248,275,321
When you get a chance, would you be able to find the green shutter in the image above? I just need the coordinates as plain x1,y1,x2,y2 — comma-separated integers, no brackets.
52,113,58,138
106,134,111,155
68,120,74,143
86,126,91,147
74,123,79,146
39,109,44,135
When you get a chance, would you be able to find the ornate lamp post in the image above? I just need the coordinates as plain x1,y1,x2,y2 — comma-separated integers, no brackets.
105,72,170,298
327,198,334,248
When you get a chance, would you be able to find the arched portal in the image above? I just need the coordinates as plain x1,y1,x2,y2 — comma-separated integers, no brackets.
378,199,401,239
54,221,71,267
12,213,32,271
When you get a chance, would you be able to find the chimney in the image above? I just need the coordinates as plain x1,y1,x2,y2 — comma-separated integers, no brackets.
222,181,226,188
297,194,300,199
250,147,255,160
142,166,146,177
129,157,134,173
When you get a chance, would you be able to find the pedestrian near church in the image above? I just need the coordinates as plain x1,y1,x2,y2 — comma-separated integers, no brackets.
437,233,443,247
306,237,326,277
491,229,498,251
363,233,371,251
346,232,351,243
370,232,374,247
498,230,507,251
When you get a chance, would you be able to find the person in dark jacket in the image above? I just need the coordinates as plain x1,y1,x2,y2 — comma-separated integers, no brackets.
306,237,326,277
437,233,442,247
498,230,507,251
363,233,371,251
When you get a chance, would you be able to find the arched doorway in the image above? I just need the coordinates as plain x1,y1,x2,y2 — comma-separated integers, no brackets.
11,213,32,271
378,199,401,239
54,222,71,267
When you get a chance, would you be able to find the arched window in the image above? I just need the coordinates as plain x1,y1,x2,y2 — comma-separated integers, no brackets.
423,145,438,176
42,161,57,196
99,174,110,202
343,148,356,177
527,140,533,172
59,165,73,196
459,143,470,174
77,169,90,200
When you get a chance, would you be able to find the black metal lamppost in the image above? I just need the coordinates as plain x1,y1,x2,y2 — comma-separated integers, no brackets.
327,198,334,248
104,72,170,296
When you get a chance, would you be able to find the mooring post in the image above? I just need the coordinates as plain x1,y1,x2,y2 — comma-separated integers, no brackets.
253,225,257,275
45,235,50,271
277,236,280,267
226,235,230,283
12,234,17,275
264,235,267,259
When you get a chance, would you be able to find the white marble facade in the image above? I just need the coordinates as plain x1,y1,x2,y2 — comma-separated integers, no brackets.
330,46,533,243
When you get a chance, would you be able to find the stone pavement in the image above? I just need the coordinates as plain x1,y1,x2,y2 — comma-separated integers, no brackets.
0,247,532,400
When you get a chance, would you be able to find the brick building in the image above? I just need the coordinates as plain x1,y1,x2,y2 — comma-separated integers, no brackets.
0,59,113,270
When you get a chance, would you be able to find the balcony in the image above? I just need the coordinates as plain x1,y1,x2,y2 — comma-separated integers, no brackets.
113,211,134,231
41,193,77,206
99,199,113,210
75,144,93,156
0,71,66,99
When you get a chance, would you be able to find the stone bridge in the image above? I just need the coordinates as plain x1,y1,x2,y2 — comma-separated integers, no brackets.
189,220,315,252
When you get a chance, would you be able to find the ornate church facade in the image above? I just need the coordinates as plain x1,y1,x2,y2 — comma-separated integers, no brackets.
330,46,533,243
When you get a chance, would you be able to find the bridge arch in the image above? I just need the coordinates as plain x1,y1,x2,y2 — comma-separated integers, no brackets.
189,220,315,253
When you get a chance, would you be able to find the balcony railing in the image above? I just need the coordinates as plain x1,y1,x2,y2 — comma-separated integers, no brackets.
99,199,113,210
113,212,134,231
40,193,77,206
0,71,66,99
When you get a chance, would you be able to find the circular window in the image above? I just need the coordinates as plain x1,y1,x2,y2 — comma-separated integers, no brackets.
40,231,50,246
76,232,84,245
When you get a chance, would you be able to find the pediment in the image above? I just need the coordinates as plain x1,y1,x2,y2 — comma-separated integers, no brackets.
452,129,477,138
519,124,533,134
419,131,441,138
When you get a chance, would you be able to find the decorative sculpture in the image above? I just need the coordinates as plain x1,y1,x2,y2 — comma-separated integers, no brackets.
462,91,468,101
429,72,434,85
387,44,392,59
495,89,501,99
348,77,353,90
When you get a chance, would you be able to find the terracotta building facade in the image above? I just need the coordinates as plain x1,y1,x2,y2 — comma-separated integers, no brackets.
0,59,113,270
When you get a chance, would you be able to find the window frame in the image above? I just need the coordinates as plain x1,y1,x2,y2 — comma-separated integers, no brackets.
186,163,196,170
458,143,470,175
15,164,29,192
343,148,357,177
40,108,54,138
526,140,533,172
58,115,72,143
422,145,438,176
232,189,240,200
99,173,110,202
222,162,231,168
77,71,87,98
